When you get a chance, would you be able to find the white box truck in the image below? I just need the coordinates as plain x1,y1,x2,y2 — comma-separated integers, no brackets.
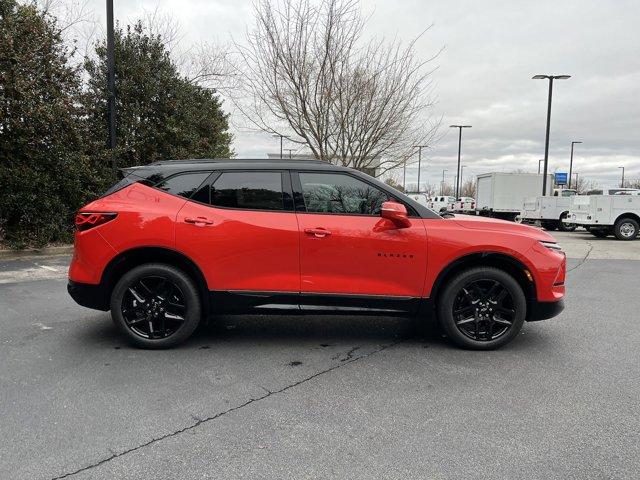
565,192,640,240
520,189,577,231
476,173,553,221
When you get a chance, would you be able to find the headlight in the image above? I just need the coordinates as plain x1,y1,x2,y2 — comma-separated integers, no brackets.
540,240,563,252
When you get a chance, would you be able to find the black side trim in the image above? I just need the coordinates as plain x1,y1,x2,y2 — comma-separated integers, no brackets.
210,290,422,316
67,280,109,311
527,299,564,322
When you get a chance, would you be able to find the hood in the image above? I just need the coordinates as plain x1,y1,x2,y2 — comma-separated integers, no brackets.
449,215,556,242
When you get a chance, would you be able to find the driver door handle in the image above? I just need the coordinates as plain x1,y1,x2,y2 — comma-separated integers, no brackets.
184,217,214,226
304,227,332,238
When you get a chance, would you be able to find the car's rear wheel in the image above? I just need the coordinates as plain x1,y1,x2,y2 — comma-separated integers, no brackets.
437,267,526,350
110,264,201,348
614,217,639,241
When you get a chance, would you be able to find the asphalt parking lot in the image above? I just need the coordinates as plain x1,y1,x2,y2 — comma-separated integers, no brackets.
1,232,639,479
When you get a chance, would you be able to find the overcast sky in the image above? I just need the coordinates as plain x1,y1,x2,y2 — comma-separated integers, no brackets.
79,0,640,188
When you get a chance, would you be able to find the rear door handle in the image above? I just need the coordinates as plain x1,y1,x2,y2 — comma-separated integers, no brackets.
304,227,331,237
184,217,214,226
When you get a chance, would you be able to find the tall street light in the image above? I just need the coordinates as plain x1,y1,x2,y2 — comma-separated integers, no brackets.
272,134,289,159
106,0,116,175
450,125,472,198
619,166,625,188
441,169,447,195
413,145,429,193
569,141,582,188
459,165,467,197
532,74,571,195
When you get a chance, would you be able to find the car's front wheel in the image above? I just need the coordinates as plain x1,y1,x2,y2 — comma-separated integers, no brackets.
437,267,526,350
110,264,201,348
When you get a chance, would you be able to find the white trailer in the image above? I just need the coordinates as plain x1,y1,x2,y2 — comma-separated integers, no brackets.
476,173,553,221
520,189,577,231
406,193,430,208
565,194,640,240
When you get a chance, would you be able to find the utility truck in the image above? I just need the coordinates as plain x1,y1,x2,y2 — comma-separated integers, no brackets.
447,197,476,214
476,173,553,221
426,195,456,213
520,189,577,231
565,193,640,240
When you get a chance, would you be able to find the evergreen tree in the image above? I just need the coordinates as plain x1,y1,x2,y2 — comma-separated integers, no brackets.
0,0,99,247
83,22,233,169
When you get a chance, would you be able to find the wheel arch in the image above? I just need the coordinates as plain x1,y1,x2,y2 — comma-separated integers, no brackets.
614,212,640,226
100,247,210,318
430,252,537,320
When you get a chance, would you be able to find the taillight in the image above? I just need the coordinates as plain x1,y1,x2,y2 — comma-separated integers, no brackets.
75,212,117,231
471,202,475,209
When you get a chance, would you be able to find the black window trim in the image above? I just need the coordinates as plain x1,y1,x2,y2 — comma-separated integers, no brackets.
291,170,420,218
199,169,295,213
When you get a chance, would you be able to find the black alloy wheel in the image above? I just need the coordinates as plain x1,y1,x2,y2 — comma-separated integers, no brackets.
121,276,187,339
111,264,201,348
451,279,516,341
437,267,526,350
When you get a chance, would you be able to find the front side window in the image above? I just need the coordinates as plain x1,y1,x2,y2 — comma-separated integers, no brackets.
299,172,389,215
211,171,284,211
155,172,211,199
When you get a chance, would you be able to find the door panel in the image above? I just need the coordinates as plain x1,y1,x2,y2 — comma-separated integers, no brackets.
176,201,300,292
297,214,427,297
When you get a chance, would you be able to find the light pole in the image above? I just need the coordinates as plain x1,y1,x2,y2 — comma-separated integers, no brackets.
573,173,579,192
403,161,407,191
538,159,544,174
106,0,116,174
532,74,571,195
272,134,289,159
569,141,582,188
441,169,447,195
284,149,294,159
619,166,625,188
413,145,429,193
450,125,472,198
459,165,467,197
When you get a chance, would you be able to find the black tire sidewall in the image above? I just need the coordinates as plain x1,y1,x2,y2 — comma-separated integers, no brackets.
437,267,526,350
614,218,639,241
110,264,201,349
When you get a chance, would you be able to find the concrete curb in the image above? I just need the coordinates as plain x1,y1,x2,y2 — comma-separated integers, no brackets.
0,245,74,260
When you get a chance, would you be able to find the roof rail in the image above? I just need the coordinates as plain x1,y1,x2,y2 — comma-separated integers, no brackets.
151,157,328,165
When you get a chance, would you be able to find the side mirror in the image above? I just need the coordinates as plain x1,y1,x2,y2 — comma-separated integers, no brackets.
381,201,411,228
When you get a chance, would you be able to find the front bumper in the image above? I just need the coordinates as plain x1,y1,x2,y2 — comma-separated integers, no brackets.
67,280,109,311
527,299,565,322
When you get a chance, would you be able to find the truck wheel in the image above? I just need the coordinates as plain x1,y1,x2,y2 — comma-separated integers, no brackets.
558,212,576,232
541,221,557,231
110,264,202,349
437,267,526,350
589,229,609,238
614,217,639,241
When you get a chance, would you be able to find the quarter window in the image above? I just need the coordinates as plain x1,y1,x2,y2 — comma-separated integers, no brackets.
154,172,211,199
211,171,284,211
299,172,389,215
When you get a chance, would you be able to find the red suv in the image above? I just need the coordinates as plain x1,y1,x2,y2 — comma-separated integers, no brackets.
68,159,565,349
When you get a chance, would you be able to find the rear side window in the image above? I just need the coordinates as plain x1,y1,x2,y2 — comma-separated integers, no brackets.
211,171,284,211
155,172,211,199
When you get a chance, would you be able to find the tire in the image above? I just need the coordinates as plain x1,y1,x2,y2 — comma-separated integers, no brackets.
589,228,609,238
110,263,202,348
558,212,576,232
541,221,557,231
614,217,639,241
437,267,526,350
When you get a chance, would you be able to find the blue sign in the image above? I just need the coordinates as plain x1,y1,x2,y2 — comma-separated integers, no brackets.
555,172,568,185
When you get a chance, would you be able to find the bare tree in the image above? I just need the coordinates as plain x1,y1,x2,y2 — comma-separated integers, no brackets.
235,0,440,175
440,182,454,196
460,178,476,198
